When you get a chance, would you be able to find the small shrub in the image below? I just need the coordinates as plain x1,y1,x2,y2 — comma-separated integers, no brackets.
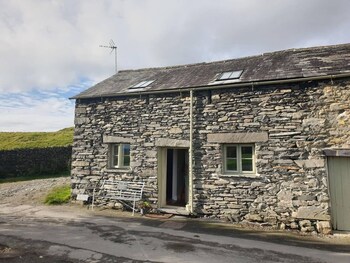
44,185,71,205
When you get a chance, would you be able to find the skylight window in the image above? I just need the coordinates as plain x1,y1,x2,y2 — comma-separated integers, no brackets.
217,70,243,81
129,80,155,89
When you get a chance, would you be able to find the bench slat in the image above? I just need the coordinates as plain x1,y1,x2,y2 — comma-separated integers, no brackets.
101,179,145,215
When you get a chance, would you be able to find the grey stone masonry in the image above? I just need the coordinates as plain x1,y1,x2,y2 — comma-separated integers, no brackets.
72,79,350,234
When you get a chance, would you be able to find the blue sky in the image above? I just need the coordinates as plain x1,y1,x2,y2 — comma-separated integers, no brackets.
1,0,350,131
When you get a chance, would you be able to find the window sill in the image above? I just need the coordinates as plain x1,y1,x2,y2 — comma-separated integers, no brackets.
105,168,132,173
220,173,260,179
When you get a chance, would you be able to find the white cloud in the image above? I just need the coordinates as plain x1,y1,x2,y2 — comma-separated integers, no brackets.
0,91,75,131
0,0,350,131
2,0,350,94
0,0,117,93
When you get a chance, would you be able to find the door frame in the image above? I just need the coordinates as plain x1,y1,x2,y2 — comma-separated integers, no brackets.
157,147,189,208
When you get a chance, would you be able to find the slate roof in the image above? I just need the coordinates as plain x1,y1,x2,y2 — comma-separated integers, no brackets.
73,43,350,99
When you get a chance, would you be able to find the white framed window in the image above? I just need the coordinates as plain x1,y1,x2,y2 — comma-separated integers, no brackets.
223,144,255,174
129,80,155,89
217,70,243,80
109,143,130,169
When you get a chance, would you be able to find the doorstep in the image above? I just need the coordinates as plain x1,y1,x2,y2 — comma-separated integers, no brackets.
158,207,190,216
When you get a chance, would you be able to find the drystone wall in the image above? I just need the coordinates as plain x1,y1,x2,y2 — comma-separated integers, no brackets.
0,147,72,178
72,78,350,234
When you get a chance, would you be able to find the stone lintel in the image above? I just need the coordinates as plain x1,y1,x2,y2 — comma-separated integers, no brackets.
323,148,350,157
155,138,190,148
207,132,268,143
103,135,134,144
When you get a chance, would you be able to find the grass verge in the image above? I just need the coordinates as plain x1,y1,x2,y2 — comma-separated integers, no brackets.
0,171,70,184
44,184,71,205
0,127,74,150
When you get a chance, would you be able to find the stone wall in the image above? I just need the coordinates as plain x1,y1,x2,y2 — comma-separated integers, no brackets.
72,78,350,234
0,147,72,178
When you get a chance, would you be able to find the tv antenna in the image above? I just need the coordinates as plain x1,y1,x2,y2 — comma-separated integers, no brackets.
100,39,117,73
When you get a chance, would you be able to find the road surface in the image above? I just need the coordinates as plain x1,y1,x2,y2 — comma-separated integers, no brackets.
0,204,349,263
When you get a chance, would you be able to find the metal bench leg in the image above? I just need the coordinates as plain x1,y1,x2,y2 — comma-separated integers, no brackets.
91,188,95,211
132,194,135,216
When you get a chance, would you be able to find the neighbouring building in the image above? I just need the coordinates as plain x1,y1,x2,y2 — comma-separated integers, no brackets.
71,43,350,234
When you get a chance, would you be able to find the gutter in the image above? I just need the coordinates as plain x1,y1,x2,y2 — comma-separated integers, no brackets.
71,72,350,100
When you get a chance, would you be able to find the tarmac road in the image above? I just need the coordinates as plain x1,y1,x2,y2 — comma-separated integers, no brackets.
0,204,350,263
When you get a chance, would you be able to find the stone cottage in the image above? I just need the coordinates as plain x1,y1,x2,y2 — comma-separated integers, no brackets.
71,43,350,233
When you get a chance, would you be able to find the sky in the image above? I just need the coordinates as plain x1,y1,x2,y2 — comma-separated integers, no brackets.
1,0,350,131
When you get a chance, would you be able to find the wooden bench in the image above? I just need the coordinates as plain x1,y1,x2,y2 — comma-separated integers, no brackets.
99,179,145,215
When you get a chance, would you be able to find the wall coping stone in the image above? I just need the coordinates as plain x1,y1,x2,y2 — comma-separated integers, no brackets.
207,132,268,143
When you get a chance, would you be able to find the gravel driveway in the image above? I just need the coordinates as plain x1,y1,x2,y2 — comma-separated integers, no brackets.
0,177,70,205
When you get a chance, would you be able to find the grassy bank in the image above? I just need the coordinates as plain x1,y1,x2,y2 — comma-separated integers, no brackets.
0,127,74,151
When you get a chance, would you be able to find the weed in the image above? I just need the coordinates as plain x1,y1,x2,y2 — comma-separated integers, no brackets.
44,184,71,205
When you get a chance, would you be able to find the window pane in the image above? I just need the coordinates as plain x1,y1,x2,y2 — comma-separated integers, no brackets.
123,144,130,156
141,80,154,87
226,158,237,171
112,145,119,167
219,72,232,80
242,159,253,171
229,70,242,79
218,70,243,80
133,80,146,88
122,144,130,167
123,156,130,167
131,80,155,88
226,146,237,158
241,146,253,159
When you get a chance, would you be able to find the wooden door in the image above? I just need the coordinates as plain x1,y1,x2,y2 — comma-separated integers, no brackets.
328,156,350,230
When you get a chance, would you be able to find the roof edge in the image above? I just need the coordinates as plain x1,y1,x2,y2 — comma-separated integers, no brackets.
70,72,350,100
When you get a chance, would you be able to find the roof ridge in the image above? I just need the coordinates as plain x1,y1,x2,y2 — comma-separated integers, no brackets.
118,62,208,73
262,42,350,56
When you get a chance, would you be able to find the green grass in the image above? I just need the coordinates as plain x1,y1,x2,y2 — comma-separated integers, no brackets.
0,127,74,151
44,184,71,205
0,172,70,184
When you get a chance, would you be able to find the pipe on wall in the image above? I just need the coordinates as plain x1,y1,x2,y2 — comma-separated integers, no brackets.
187,89,194,213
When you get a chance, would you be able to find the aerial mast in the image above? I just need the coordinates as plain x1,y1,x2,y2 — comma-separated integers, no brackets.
100,39,117,73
